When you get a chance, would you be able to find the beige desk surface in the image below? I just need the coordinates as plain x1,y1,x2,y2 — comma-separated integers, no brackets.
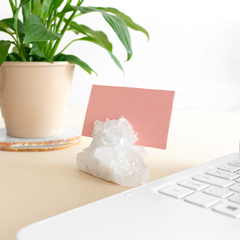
1,107,240,240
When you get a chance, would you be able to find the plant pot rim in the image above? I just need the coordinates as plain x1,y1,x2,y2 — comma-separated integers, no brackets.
1,61,75,67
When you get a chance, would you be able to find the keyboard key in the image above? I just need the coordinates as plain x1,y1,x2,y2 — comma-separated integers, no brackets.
193,174,234,188
178,179,209,191
184,192,220,208
229,183,240,193
229,194,240,204
213,202,240,218
206,169,239,181
236,178,240,183
218,164,240,172
159,185,194,199
203,186,233,198
229,160,240,167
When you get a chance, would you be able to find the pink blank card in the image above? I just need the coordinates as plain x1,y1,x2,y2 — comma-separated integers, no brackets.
82,85,175,149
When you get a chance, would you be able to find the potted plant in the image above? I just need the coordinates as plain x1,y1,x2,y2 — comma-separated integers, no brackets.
0,0,149,138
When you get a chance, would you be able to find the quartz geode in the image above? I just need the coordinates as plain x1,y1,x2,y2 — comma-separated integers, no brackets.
76,117,149,187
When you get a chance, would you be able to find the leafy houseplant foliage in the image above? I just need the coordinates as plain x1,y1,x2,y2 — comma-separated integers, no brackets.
0,0,149,74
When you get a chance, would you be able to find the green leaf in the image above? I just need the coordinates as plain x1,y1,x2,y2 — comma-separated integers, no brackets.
12,46,19,53
22,46,31,60
0,40,12,66
13,0,37,45
7,52,23,62
50,0,64,13
68,22,112,52
67,21,88,35
82,36,123,72
107,50,124,72
75,36,123,72
53,54,95,75
60,4,97,14
101,12,132,61
30,42,46,58
60,35,123,72
14,0,31,32
39,0,63,23
0,26,11,35
5,55,11,61
29,42,53,62
24,14,62,43
0,18,25,34
39,0,53,23
96,7,149,40
20,0,31,5
60,5,133,61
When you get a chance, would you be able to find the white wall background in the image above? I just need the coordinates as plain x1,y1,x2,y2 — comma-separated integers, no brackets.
1,0,240,110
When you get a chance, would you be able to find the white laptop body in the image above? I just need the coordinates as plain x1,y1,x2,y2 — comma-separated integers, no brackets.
16,153,240,240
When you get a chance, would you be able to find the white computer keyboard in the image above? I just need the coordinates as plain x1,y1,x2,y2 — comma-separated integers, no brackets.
158,158,240,218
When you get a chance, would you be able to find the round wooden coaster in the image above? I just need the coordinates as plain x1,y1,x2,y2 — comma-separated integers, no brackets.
0,127,82,152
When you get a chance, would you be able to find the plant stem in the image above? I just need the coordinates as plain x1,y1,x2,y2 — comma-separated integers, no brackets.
28,0,32,16
54,0,74,34
55,14,66,33
12,37,27,62
12,41,20,52
25,1,32,48
53,10,57,32
59,39,79,54
45,1,73,58
22,5,26,22
8,0,16,14
48,0,84,60
45,40,52,57
19,36,27,61
48,15,74,59
9,32,17,43
47,12,53,29
73,13,83,19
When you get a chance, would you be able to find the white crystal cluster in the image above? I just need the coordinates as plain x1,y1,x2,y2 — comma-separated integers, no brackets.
77,117,149,187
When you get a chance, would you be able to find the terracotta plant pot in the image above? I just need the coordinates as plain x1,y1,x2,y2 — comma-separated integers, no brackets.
0,62,75,138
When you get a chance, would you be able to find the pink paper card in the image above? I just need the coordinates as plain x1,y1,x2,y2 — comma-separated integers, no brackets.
82,85,175,149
